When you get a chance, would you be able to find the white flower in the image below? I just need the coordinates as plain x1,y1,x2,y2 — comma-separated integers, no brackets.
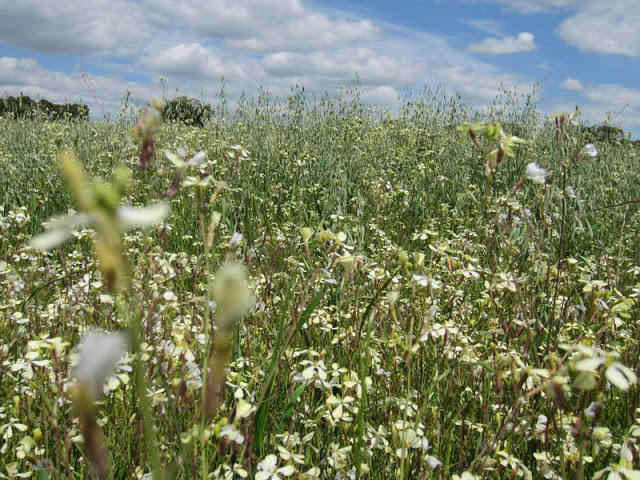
73,331,129,400
582,144,598,157
255,454,295,480
30,203,169,251
117,203,169,229
210,262,255,322
525,162,549,184
220,424,245,444
574,347,637,391
165,149,207,169
230,232,244,247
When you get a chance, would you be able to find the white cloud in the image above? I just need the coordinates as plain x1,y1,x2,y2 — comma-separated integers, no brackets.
466,0,582,14
361,86,400,105
468,32,536,54
582,84,640,111
140,43,251,81
434,65,535,105
143,0,305,37
549,82,640,136
469,1,639,57
228,15,381,51
557,0,640,57
144,0,379,52
562,78,583,91
0,0,151,56
463,19,504,35
262,47,419,87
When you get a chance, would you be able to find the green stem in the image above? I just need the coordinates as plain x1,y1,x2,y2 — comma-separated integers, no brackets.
118,294,162,479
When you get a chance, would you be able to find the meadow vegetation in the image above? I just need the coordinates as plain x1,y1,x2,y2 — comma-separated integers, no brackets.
1,86,640,479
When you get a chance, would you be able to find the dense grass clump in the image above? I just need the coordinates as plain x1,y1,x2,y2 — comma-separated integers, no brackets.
1,87,640,479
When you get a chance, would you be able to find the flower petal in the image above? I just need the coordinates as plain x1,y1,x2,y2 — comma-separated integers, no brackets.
606,363,637,391
583,144,598,157
74,330,129,399
186,151,206,167
165,150,185,168
30,228,74,251
118,203,169,229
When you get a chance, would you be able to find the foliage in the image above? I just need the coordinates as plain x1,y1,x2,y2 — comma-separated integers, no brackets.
162,96,213,128
0,94,89,121
0,87,639,479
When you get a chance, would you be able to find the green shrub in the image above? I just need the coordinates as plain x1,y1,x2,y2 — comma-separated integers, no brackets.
162,95,213,127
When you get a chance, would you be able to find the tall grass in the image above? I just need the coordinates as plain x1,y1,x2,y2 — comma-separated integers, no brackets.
1,86,639,479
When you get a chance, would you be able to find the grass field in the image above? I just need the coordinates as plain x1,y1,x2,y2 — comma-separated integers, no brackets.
1,88,640,479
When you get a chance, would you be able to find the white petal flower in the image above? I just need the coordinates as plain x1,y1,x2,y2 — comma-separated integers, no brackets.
29,213,93,251
525,162,549,184
30,228,75,251
73,331,129,400
583,143,598,157
186,151,206,167
605,362,637,391
220,424,245,444
31,204,168,251
118,203,169,230
255,454,294,480
230,232,244,247
211,262,255,322
165,150,186,168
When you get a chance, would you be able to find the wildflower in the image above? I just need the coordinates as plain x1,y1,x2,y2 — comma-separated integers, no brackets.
225,144,250,162
525,162,549,184
582,143,598,157
73,330,129,401
204,262,255,418
165,148,206,169
29,150,168,291
594,443,640,479
71,330,129,480
255,454,295,480
165,148,207,197
575,348,637,391
219,424,245,444
210,262,255,324
230,232,244,247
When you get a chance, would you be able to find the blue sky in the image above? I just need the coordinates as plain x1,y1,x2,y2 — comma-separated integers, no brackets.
0,0,638,136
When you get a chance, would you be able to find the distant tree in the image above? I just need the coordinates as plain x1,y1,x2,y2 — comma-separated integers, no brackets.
581,124,624,143
162,96,213,127
0,94,89,121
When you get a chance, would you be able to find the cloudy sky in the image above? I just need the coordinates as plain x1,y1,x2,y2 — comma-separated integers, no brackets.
0,0,638,136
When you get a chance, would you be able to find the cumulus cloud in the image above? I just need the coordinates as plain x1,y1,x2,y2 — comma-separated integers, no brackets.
549,82,640,136
143,0,379,52
361,86,401,105
433,65,535,104
562,78,583,91
468,32,536,54
140,43,252,81
228,15,380,52
557,0,640,57
0,0,150,56
142,0,305,37
263,47,419,87
582,84,640,111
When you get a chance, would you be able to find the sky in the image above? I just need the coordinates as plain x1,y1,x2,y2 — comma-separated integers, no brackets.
0,0,638,137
